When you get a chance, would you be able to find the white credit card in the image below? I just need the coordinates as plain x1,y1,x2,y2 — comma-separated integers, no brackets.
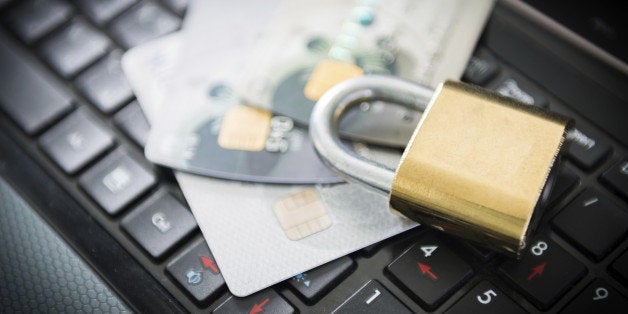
141,0,347,184
122,29,416,296
235,0,494,146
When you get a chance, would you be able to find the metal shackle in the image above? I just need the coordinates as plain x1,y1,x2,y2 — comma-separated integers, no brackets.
309,75,433,193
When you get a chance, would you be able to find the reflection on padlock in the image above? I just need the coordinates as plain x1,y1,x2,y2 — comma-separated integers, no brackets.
310,76,574,257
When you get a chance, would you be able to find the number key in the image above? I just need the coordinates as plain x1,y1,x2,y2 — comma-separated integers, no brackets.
552,189,628,260
387,233,474,310
445,281,525,314
332,280,411,314
499,236,586,310
560,279,628,313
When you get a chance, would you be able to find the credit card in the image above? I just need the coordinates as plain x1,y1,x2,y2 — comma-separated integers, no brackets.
122,28,416,296
237,0,494,147
175,173,415,297
141,0,341,184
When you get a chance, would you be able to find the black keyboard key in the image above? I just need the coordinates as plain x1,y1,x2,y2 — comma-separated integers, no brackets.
79,149,156,215
289,256,354,303
466,243,495,262
560,279,628,313
109,2,180,49
553,189,628,260
463,50,500,86
0,32,72,134
121,190,197,259
445,281,525,314
491,75,549,108
386,233,473,310
548,166,579,206
162,0,188,15
565,128,612,171
39,108,114,174
611,250,628,283
39,18,110,77
75,51,133,113
166,238,225,303
601,158,628,200
499,235,586,310
76,0,135,25
213,289,294,314
114,101,150,147
332,280,411,314
4,0,72,43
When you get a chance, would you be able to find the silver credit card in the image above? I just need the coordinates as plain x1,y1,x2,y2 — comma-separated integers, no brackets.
236,0,494,147
141,0,341,184
122,26,416,297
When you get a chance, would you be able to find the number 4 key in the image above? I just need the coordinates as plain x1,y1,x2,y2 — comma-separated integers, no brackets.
387,233,473,310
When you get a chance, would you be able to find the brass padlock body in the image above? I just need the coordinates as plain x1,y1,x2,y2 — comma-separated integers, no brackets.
390,81,572,256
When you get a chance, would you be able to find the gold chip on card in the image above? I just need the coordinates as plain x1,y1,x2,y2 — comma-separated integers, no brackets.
304,59,363,101
218,105,272,151
273,188,332,240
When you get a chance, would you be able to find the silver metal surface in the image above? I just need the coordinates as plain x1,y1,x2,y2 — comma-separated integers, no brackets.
309,75,434,193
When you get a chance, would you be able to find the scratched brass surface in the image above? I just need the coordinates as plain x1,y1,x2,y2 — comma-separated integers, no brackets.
390,81,572,256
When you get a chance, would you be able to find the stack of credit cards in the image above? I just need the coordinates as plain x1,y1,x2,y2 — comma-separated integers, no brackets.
121,0,494,297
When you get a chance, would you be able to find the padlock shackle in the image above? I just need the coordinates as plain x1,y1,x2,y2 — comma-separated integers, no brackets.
310,75,433,193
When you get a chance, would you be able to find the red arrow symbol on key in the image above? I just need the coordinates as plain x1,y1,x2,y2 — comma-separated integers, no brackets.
527,262,546,281
200,256,219,274
249,298,270,314
418,262,438,280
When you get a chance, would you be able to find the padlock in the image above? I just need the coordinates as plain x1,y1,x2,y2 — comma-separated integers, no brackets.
309,75,573,257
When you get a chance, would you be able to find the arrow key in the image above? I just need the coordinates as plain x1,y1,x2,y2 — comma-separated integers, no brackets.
213,289,294,314
499,236,586,310
386,233,474,310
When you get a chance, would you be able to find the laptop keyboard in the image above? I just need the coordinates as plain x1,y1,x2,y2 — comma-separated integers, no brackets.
0,0,626,312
